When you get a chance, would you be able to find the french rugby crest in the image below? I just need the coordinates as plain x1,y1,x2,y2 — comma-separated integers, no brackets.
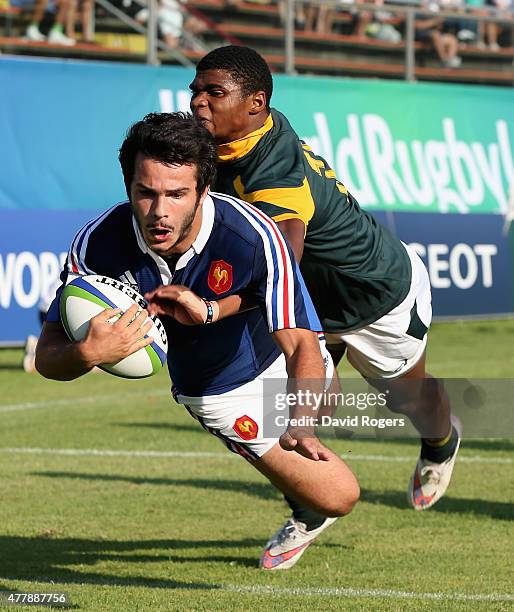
233,415,259,441
208,260,233,295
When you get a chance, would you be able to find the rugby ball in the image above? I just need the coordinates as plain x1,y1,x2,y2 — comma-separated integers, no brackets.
59,274,168,379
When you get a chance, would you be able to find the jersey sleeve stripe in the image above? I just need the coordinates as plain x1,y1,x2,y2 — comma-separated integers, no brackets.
241,200,297,329
230,194,296,329
69,219,95,275
215,193,295,331
216,196,285,331
69,202,127,276
214,193,284,329
231,198,282,329
70,253,79,274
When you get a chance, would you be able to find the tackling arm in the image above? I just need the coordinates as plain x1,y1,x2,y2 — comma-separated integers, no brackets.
276,218,306,262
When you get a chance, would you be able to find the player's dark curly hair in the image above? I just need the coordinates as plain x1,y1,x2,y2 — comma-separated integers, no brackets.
196,45,273,109
119,112,217,198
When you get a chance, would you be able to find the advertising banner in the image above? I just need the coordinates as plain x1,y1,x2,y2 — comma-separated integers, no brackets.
1,58,513,215
0,210,93,343
1,58,513,341
395,213,513,317
275,76,514,216
1,209,511,342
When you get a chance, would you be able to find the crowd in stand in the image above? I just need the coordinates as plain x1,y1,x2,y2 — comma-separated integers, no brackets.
276,0,514,65
113,0,206,49
12,0,92,44
2,0,513,63
11,0,204,47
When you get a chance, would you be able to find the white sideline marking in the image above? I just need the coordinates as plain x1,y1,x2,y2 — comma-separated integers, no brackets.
342,453,514,465
0,448,224,458
0,390,170,413
0,447,511,464
226,584,514,603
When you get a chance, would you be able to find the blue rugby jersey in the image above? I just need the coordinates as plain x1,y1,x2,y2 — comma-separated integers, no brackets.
47,193,322,396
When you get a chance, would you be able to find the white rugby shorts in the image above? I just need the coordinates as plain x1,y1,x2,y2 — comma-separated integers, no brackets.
325,243,432,379
177,337,334,460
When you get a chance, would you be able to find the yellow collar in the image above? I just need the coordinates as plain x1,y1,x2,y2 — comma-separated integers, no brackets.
217,113,274,162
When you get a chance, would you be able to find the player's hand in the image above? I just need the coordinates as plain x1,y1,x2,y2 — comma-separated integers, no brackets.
81,304,154,367
279,428,331,461
145,285,215,325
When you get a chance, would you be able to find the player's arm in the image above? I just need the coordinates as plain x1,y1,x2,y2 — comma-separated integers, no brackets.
232,137,314,261
36,320,98,380
276,218,306,262
188,219,305,320
253,210,330,461
272,328,330,462
146,169,308,324
35,305,153,381
146,218,306,324
145,285,256,324
202,215,305,320
212,216,305,317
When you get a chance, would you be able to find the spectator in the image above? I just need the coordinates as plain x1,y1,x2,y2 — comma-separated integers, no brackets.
277,0,308,30
304,2,325,32
365,0,403,42
65,0,95,43
24,0,76,44
135,0,206,49
313,0,401,41
300,0,357,36
485,0,513,50
352,0,383,39
306,0,357,36
415,0,462,67
439,0,466,35
179,5,206,49
458,0,488,47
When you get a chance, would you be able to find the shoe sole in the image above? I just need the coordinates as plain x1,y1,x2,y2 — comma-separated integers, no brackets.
260,517,338,570
408,415,462,511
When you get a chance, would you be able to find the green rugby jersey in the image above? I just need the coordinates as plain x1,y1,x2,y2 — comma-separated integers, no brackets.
214,109,412,333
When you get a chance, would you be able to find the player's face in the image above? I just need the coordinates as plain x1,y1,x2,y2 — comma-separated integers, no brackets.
130,154,208,257
189,69,259,144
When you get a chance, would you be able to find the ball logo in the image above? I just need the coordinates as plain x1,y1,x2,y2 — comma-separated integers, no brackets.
233,415,258,441
208,260,233,295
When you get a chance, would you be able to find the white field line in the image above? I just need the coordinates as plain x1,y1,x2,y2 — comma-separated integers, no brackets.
0,389,170,414
0,448,223,458
225,584,514,603
342,453,514,465
0,447,511,464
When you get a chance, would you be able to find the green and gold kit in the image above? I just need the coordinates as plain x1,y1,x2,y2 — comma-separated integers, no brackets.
214,109,412,333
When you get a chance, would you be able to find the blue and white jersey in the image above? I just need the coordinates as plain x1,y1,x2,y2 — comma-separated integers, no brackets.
47,193,322,396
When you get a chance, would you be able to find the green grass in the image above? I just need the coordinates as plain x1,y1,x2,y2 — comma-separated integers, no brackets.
0,320,513,611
